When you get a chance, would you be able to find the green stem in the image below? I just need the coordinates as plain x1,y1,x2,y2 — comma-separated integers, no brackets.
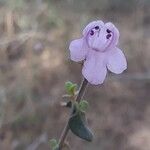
58,78,88,149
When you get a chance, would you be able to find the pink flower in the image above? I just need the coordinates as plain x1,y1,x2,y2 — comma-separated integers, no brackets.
69,20,127,85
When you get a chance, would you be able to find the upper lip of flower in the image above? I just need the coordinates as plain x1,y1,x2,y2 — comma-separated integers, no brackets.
104,31,114,50
85,26,114,52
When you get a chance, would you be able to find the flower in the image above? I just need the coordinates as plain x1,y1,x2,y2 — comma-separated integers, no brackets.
69,20,127,85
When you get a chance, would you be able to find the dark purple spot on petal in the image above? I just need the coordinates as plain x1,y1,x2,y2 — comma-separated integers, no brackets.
90,30,94,35
106,29,111,33
106,34,111,39
95,26,99,30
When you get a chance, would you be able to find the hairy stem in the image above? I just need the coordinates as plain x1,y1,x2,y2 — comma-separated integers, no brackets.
58,78,88,149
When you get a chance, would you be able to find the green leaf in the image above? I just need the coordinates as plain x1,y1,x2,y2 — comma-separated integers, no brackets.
69,112,93,142
50,139,57,147
49,139,59,150
78,100,89,113
65,81,73,91
53,147,59,150
65,81,77,95
70,84,77,94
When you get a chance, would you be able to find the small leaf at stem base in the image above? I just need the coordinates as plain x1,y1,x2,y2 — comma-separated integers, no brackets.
78,100,89,113
65,81,77,95
69,111,93,142
49,139,59,150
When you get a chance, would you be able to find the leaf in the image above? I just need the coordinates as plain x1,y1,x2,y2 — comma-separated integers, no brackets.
49,139,59,150
78,100,89,113
53,147,59,150
50,139,57,147
69,84,77,94
65,81,73,92
65,81,77,95
69,112,93,142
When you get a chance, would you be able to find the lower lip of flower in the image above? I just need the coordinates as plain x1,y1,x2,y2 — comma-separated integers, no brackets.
92,48,100,52
92,46,108,52
91,39,112,52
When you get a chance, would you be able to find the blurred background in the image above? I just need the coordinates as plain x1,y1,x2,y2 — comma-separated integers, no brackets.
0,0,149,149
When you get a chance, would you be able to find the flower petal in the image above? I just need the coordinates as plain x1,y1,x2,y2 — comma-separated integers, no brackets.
69,38,88,62
105,22,120,47
82,51,107,85
83,20,104,37
107,48,127,74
